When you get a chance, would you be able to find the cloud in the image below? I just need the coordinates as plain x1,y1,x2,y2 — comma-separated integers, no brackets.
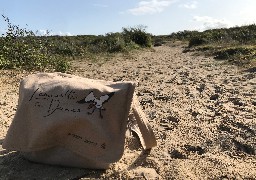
39,30,72,36
38,29,52,36
193,16,232,30
180,1,198,9
58,31,72,36
127,0,178,15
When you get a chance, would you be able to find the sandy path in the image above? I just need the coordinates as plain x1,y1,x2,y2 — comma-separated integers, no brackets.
0,43,255,179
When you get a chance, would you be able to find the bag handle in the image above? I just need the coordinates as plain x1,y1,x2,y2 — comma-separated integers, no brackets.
129,96,157,149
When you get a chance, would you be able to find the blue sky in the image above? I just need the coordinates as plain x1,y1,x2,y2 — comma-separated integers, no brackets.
0,0,256,36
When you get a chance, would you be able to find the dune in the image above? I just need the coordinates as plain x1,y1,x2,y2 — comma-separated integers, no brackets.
0,42,255,179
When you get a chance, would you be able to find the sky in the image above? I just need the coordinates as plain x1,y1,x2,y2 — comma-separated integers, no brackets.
0,0,256,36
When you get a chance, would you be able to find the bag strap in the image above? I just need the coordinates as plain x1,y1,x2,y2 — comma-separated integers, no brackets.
129,95,157,150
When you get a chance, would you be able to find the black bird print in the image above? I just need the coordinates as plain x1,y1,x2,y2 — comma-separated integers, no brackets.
77,91,114,118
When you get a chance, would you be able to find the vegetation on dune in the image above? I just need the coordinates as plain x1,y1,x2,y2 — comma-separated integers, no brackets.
122,25,152,48
1,13,255,71
0,15,71,72
0,15,152,72
169,25,256,66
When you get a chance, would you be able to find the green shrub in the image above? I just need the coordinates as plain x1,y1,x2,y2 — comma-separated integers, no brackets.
170,24,256,45
53,56,71,72
0,16,153,71
104,33,126,52
122,25,152,47
169,30,201,41
167,24,256,66
214,47,254,60
188,37,207,47
0,15,70,72
153,38,164,46
88,33,126,53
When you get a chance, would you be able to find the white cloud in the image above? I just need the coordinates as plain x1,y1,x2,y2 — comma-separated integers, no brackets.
180,1,198,9
37,30,72,36
38,29,51,36
58,31,72,36
127,0,178,15
193,16,232,30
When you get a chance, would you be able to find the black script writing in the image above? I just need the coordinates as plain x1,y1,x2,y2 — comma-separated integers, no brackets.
29,88,39,101
100,143,106,149
44,98,80,117
68,133,83,140
67,133,105,149
29,88,81,117
29,88,77,101
84,139,98,146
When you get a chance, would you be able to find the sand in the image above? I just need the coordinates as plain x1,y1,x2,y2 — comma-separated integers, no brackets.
0,42,255,179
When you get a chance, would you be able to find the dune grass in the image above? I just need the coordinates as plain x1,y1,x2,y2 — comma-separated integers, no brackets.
1,14,255,71
0,15,152,72
168,24,256,67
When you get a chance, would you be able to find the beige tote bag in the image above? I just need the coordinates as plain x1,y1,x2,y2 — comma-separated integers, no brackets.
3,72,157,169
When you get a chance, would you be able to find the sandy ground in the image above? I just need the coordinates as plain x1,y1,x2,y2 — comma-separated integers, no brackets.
0,43,255,179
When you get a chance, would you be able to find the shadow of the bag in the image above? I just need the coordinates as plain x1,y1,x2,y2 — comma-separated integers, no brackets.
0,139,105,180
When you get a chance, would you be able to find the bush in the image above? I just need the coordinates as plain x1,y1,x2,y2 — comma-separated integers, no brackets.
0,16,153,71
214,47,254,60
188,37,207,47
122,25,152,47
153,38,164,47
168,24,256,66
88,33,126,53
169,30,201,41
0,15,70,72
53,56,71,72
105,33,126,52
170,24,256,46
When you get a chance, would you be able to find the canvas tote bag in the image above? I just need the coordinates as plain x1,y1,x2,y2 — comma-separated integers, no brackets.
3,72,157,169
